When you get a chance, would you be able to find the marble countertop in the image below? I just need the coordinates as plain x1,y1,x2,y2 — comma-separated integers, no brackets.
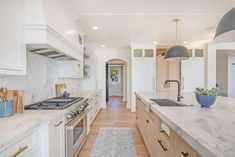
0,110,66,152
0,89,100,151
135,92,235,157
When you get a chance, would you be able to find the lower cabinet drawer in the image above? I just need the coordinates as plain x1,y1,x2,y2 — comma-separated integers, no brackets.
157,134,174,157
0,129,39,157
175,135,202,157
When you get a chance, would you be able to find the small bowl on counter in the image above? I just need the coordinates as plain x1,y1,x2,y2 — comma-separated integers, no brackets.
195,94,217,108
0,100,14,118
194,87,219,108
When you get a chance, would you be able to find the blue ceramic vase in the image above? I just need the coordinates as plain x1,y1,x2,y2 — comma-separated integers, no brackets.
195,94,217,108
0,100,14,118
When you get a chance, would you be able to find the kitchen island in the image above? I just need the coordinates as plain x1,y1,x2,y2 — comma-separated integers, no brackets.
136,92,235,157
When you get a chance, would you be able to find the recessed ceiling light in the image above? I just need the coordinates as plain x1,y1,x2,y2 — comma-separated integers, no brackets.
154,41,158,45
101,45,106,48
92,26,98,30
183,41,188,44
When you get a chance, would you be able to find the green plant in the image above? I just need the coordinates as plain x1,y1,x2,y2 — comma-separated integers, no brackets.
111,67,119,82
194,87,219,96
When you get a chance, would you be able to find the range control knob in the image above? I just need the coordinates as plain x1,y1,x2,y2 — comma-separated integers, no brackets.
67,114,73,119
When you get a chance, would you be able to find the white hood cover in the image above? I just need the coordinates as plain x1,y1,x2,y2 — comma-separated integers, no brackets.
24,0,83,60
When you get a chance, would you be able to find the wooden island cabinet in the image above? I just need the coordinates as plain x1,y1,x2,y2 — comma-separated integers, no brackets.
136,97,202,157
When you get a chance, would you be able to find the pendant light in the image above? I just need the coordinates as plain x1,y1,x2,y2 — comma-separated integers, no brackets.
215,7,235,42
164,19,189,61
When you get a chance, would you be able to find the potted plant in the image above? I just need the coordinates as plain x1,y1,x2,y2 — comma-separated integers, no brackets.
194,87,219,108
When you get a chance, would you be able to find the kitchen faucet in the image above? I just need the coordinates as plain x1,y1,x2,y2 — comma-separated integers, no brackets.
164,80,183,101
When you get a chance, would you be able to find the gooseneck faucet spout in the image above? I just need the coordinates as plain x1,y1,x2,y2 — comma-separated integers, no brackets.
164,80,183,101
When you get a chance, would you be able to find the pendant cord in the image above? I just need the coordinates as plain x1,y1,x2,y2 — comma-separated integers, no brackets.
173,18,180,44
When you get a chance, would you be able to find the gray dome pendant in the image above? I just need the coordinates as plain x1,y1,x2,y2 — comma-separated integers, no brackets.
215,7,235,42
164,45,189,61
164,19,189,61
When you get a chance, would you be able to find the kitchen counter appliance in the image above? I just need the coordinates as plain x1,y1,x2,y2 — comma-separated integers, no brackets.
25,96,90,157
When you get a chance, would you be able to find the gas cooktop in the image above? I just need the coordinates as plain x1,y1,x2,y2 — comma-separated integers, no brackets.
25,97,84,110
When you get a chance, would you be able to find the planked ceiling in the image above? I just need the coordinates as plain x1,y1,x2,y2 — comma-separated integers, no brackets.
66,0,235,48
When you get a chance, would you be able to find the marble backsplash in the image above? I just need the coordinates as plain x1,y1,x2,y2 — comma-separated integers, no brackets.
0,52,81,105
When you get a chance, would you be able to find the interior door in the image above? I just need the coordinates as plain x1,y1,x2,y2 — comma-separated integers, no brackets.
228,56,235,98
181,58,205,91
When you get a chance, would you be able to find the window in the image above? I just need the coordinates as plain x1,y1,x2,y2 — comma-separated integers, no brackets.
195,49,204,57
144,49,154,57
134,49,143,57
110,66,121,84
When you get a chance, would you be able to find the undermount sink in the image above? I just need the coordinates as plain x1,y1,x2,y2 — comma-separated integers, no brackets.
150,99,188,107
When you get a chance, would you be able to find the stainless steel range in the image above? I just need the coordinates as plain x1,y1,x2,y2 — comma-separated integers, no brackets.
25,97,90,157
24,97,84,110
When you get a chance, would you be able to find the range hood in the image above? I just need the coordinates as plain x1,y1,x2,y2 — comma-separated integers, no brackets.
24,0,83,60
29,48,75,60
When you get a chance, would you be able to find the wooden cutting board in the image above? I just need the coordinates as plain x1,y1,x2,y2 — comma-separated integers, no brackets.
13,90,24,114
55,84,67,97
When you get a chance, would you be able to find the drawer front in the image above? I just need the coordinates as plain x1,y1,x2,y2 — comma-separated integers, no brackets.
157,135,174,157
175,135,201,157
0,129,39,157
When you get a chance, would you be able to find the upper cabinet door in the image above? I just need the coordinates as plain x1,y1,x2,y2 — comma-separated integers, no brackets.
0,0,26,75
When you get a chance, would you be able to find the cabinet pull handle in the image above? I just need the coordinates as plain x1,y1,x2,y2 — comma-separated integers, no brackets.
158,140,167,151
146,120,149,123
12,146,28,157
181,152,189,157
54,121,63,127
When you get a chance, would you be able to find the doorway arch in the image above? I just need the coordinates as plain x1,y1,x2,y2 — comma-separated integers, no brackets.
106,59,127,103
96,47,131,110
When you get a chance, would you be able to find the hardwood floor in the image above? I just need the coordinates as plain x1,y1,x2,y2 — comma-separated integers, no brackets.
77,96,150,157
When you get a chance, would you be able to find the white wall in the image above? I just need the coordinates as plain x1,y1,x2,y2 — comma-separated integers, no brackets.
207,42,235,88
0,52,81,105
96,47,131,108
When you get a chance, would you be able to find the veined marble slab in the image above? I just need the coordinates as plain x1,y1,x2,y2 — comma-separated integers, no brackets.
70,89,101,98
135,92,235,157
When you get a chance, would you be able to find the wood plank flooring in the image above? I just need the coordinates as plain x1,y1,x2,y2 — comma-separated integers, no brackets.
77,96,150,157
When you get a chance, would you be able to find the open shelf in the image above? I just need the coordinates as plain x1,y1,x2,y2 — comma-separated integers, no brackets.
83,64,90,68
83,52,90,58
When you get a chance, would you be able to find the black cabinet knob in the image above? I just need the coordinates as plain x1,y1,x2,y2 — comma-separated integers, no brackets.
181,152,189,157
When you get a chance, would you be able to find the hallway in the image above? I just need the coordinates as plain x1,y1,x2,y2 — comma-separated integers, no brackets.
77,96,149,157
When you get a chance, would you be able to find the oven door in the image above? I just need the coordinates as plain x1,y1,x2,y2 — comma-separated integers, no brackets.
66,111,88,157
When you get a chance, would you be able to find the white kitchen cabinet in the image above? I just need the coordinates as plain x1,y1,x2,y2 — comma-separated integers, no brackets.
57,60,83,79
0,0,26,75
131,45,156,112
87,90,101,134
48,115,65,157
181,49,205,91
0,127,40,157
